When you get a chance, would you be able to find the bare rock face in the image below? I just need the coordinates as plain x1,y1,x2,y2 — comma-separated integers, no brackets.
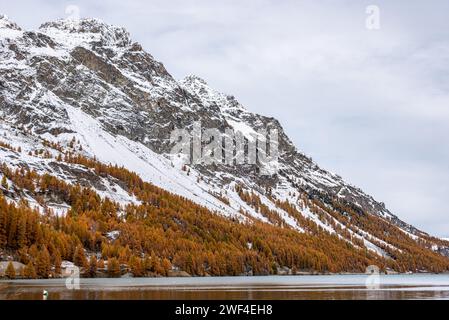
1,15,445,259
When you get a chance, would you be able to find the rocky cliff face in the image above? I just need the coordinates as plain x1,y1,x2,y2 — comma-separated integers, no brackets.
1,15,448,264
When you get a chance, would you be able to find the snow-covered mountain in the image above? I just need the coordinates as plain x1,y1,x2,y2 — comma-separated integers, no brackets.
1,15,448,268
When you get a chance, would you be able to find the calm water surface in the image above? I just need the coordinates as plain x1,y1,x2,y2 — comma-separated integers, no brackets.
1,274,449,300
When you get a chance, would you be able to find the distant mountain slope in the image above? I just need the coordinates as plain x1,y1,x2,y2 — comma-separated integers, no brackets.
1,15,449,275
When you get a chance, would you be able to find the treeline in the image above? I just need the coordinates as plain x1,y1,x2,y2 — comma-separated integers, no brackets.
0,156,381,279
307,196,449,273
1,149,449,279
235,185,284,226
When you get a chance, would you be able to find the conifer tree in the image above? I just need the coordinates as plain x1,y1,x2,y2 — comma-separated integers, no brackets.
73,245,88,269
36,246,51,278
107,257,120,278
53,250,62,276
0,202,6,248
143,255,153,273
23,261,37,279
18,247,29,265
17,214,27,248
129,256,144,277
97,259,105,270
7,209,18,248
1,176,8,189
153,258,164,276
5,261,16,279
161,258,172,276
88,255,97,277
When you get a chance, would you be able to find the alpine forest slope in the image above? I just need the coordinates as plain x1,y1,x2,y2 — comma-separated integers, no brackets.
0,15,449,278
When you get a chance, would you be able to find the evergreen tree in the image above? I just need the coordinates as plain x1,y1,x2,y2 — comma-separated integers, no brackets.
53,250,62,276
1,176,8,189
143,255,153,273
5,261,16,279
22,262,37,279
153,258,164,276
88,255,97,277
36,246,51,278
107,257,120,278
17,214,27,248
161,258,172,276
0,202,6,248
73,245,88,269
7,209,18,248
97,259,105,269
18,247,30,265
129,256,144,277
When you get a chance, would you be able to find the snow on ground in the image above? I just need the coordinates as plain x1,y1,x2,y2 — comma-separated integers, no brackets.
226,119,259,142
64,104,244,219
0,120,138,211
96,177,141,206
257,192,304,231
397,226,421,241
63,104,307,228
353,225,401,254
106,230,120,241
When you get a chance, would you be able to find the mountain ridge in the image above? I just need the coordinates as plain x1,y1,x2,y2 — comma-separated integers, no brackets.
1,15,449,276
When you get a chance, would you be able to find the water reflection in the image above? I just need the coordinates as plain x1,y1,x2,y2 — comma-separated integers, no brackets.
1,275,449,300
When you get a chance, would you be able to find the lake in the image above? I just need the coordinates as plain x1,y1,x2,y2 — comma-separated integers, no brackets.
1,274,449,300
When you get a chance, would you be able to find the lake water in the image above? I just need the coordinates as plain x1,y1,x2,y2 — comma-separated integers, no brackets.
1,274,449,300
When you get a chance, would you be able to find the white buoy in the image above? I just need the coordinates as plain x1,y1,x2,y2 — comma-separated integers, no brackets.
43,290,48,300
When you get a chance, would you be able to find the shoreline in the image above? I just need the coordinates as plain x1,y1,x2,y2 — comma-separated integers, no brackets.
2,272,449,284
2,274,449,300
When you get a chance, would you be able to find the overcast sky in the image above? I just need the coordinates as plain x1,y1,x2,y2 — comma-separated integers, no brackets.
2,0,449,237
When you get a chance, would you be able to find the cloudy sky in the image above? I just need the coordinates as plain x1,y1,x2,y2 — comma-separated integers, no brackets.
3,1,449,237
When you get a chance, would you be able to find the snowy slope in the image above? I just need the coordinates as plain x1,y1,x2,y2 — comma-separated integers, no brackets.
0,15,445,260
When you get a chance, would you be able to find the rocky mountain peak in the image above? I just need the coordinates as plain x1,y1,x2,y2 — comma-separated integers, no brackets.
180,75,246,113
39,18,131,48
182,74,209,86
0,14,21,31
